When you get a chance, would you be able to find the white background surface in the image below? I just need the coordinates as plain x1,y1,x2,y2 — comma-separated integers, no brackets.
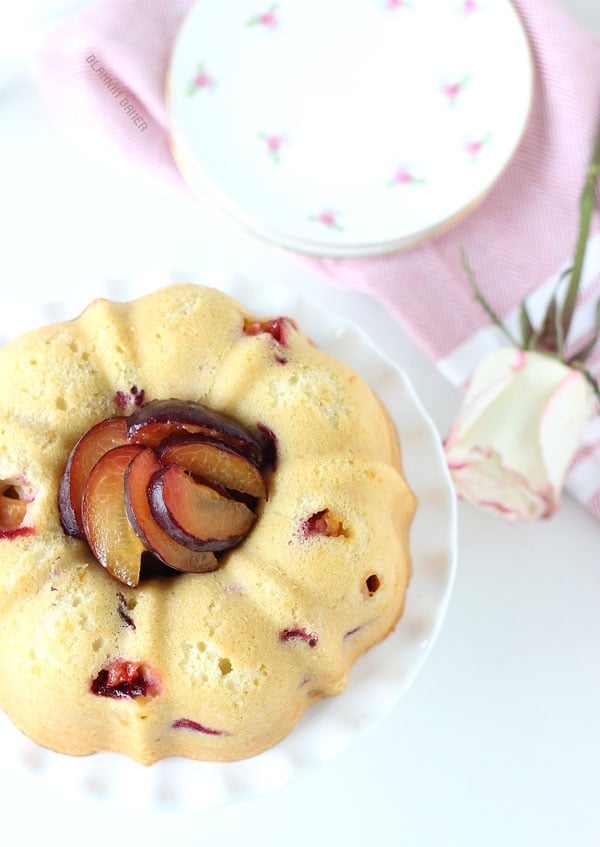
1,1,599,845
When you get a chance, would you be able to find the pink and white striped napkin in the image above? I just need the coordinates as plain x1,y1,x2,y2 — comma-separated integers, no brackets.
34,0,600,519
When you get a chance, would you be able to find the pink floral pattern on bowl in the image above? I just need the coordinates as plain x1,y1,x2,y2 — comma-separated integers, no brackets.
441,74,470,106
247,4,279,29
309,210,343,231
259,133,286,162
388,166,426,187
187,63,215,95
465,133,493,159
385,0,412,10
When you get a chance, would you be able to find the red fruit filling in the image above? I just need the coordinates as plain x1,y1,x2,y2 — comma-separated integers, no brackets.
91,659,161,699
0,526,33,540
243,316,297,346
172,717,227,736
114,385,145,410
279,627,319,648
0,480,34,539
301,509,345,538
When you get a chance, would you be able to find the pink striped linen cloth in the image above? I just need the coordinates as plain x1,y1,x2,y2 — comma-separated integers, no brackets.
34,0,600,519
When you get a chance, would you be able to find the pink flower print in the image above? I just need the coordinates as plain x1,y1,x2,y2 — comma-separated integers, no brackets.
441,74,469,106
259,132,286,163
385,0,412,9
247,4,279,29
187,63,215,95
465,132,493,159
462,0,480,13
388,166,425,187
309,209,343,232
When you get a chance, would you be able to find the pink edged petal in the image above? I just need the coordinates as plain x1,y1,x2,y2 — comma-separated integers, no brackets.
448,446,555,521
443,349,592,522
539,368,594,493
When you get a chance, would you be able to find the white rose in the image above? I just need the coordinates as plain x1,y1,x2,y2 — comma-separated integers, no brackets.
444,347,595,521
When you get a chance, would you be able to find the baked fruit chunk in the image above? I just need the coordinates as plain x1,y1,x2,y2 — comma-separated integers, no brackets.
0,284,415,765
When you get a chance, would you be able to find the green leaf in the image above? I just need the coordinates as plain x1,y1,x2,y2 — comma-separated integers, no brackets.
519,300,535,349
532,293,559,353
461,249,519,347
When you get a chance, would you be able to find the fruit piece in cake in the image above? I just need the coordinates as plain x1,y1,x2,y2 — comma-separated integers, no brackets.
81,444,146,587
59,416,128,537
172,717,228,736
126,399,263,464
148,464,256,552
243,316,297,346
0,479,34,539
279,627,319,648
0,485,27,530
114,385,145,411
124,448,218,573
91,659,161,699
300,509,346,539
157,434,268,499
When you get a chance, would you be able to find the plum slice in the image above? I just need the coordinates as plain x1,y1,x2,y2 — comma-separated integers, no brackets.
148,464,256,553
81,444,146,587
125,448,218,573
157,434,268,499
126,399,263,464
59,416,128,537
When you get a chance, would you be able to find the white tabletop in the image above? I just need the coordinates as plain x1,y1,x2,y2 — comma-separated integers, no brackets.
1,2,599,845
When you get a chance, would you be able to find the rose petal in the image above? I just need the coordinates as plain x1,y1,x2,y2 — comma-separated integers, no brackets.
539,368,594,493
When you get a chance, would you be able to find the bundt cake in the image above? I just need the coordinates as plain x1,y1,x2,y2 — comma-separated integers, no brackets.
0,284,416,764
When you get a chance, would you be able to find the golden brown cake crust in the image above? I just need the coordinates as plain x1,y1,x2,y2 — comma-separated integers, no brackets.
0,284,415,764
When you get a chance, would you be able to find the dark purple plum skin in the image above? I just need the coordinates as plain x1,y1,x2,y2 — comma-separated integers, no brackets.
126,399,264,465
257,423,278,471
